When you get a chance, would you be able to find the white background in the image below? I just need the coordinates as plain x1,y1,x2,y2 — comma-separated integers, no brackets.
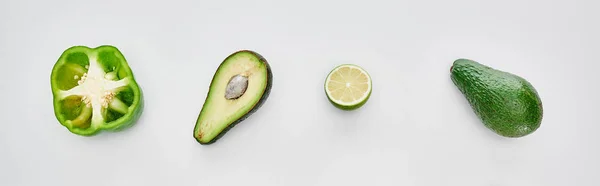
1,0,599,185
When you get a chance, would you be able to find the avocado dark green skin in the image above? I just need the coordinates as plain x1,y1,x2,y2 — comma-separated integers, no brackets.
450,59,543,138
194,50,273,145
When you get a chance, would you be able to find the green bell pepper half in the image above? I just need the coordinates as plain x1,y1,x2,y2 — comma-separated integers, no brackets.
50,45,143,136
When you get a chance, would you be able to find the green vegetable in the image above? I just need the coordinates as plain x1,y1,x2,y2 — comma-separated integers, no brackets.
450,59,543,138
194,50,272,145
50,45,144,136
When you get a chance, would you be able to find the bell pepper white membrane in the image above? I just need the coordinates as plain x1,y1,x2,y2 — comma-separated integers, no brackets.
57,56,131,128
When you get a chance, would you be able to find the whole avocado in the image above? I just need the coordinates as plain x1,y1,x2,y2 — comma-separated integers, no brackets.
450,59,543,138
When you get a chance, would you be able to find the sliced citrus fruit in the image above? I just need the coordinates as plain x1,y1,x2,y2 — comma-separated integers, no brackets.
324,64,372,110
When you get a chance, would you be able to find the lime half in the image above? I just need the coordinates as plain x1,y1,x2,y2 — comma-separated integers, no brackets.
325,64,372,110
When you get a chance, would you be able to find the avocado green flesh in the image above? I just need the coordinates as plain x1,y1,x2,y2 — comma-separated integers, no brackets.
194,50,272,144
450,59,543,138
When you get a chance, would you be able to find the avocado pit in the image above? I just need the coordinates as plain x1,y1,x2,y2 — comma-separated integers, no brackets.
225,74,249,100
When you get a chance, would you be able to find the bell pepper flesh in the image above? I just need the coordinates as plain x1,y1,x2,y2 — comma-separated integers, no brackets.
50,45,143,136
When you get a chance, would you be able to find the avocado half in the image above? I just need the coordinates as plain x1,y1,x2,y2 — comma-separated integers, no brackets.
194,50,273,145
